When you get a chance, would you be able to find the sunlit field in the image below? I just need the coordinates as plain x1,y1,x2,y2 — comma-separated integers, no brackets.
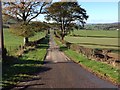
70,30,119,38
3,28,45,52
66,30,119,49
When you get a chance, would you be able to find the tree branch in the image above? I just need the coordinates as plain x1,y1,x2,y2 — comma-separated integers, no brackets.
27,2,47,23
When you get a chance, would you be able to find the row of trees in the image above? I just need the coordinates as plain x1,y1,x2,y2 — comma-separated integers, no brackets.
2,0,88,44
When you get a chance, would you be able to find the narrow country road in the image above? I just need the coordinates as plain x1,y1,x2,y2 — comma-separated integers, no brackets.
12,33,118,89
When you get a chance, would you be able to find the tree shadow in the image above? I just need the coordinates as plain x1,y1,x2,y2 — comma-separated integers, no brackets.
2,35,50,89
36,36,49,45
14,83,45,90
36,45,49,49
59,46,68,51
43,61,52,64
2,56,51,90
35,36,49,49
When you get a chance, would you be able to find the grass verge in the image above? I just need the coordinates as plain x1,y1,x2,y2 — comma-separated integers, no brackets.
54,37,120,85
2,36,49,89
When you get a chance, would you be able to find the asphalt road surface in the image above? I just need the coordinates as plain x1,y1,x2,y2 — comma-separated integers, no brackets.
12,33,119,89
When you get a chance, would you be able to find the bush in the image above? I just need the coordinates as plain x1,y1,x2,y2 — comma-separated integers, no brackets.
65,42,71,49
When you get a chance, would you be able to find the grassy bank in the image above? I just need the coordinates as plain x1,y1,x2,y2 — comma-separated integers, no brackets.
2,36,49,89
54,37,120,85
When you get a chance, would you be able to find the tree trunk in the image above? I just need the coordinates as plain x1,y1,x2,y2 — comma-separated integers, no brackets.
24,37,29,45
61,33,65,40
62,36,64,40
0,1,4,59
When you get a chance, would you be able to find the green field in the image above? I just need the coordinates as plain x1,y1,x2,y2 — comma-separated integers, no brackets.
3,28,45,52
71,30,119,38
65,30,119,49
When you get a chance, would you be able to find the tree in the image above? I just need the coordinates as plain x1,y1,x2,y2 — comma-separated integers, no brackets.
0,1,4,59
10,21,50,45
45,2,88,40
3,0,52,44
10,23,35,44
30,21,50,32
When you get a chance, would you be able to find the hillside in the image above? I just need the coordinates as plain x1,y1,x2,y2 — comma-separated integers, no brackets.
85,22,119,30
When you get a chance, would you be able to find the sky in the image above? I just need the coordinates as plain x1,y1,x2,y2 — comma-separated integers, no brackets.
36,1,119,24
79,2,118,24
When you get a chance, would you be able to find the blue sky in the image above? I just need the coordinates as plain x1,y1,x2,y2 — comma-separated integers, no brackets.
36,1,118,24
79,2,118,24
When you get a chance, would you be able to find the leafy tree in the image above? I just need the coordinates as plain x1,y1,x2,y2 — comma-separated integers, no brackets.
3,0,52,44
10,23,34,44
30,21,50,32
10,21,50,44
45,2,88,40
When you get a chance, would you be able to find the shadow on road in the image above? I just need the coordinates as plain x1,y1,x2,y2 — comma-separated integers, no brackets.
2,36,51,90
2,56,52,90
14,83,45,90
59,46,68,51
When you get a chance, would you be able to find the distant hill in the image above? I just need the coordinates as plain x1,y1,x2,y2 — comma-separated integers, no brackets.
85,22,119,30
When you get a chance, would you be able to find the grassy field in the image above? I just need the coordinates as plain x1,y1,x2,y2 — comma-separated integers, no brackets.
65,30,119,49
65,36,119,49
3,28,45,53
70,30,119,38
55,37,120,84
2,36,49,89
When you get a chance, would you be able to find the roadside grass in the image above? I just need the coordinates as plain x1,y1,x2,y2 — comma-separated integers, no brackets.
2,36,49,89
54,37,120,85
64,49,119,84
54,37,63,47
3,28,46,54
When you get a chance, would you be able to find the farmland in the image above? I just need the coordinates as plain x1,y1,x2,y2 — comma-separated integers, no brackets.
70,29,119,38
65,30,119,50
3,28,46,53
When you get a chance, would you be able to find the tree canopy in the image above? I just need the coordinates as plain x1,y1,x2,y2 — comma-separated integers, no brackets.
45,2,88,39
3,0,52,23
2,0,52,44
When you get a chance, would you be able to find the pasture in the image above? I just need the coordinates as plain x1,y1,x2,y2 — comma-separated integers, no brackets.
70,29,119,38
3,28,46,53
66,30,119,49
